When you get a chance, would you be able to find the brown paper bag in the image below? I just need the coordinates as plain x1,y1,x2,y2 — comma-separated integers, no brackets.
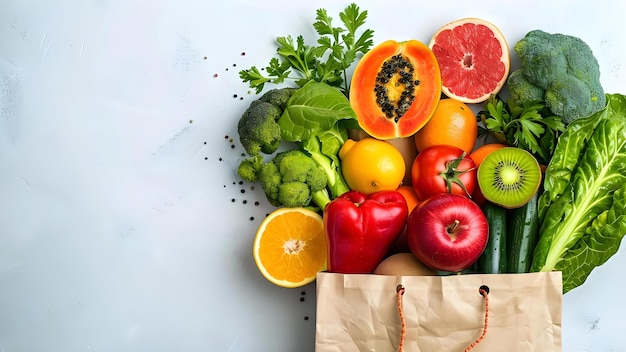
315,271,562,352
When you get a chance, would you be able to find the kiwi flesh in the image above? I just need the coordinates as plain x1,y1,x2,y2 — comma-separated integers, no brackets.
477,147,541,209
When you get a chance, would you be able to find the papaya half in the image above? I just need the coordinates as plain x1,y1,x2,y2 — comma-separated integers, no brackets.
350,40,442,140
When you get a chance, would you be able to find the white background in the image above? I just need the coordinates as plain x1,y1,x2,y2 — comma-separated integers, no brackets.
2,1,625,351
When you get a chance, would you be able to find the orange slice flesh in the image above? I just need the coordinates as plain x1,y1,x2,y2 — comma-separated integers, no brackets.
253,207,327,288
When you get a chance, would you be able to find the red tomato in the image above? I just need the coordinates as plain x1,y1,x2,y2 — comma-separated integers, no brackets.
411,145,477,200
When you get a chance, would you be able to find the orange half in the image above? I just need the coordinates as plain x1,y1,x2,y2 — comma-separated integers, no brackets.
253,207,327,288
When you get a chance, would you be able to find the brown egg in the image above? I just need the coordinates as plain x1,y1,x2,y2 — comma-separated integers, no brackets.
373,252,437,276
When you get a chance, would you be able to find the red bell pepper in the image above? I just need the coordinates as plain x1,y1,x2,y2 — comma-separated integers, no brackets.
324,190,408,273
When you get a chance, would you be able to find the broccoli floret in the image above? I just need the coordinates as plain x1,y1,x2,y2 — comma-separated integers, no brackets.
553,33,601,84
514,30,568,89
237,100,281,156
276,150,327,192
257,149,330,209
511,29,606,124
236,88,297,156
544,75,593,124
237,155,264,182
258,87,297,109
278,182,311,208
507,70,544,108
258,161,282,206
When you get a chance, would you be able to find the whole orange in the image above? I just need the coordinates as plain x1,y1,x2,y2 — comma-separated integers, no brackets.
469,143,508,166
468,143,507,207
414,98,478,154
395,185,420,213
339,138,406,194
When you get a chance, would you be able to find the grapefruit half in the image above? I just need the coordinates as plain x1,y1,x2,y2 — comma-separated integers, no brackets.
429,18,510,104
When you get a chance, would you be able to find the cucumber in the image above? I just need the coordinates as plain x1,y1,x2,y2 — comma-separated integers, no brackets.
506,192,540,273
476,201,508,274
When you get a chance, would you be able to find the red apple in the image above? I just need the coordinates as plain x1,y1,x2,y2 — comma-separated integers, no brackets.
406,193,488,272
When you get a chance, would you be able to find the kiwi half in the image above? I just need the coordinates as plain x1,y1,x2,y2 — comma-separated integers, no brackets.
477,147,541,209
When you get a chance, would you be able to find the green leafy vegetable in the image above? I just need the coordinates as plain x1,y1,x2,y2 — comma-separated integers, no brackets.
239,3,374,94
478,95,565,165
236,82,354,210
531,94,626,293
279,81,359,143
279,81,355,201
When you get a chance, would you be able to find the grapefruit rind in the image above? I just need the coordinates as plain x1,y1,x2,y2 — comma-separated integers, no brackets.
429,17,510,104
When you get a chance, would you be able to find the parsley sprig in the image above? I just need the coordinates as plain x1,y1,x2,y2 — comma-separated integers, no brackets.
239,3,374,94
478,95,565,164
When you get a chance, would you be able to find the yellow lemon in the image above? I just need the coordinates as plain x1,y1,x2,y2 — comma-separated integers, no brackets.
339,137,406,194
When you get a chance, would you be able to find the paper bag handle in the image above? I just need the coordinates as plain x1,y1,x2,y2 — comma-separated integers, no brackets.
395,284,490,352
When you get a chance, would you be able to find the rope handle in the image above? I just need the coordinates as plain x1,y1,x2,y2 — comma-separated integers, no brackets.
395,284,490,352
464,285,490,351
396,285,406,352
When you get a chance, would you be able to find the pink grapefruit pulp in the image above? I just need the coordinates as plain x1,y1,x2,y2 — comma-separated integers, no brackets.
429,18,510,104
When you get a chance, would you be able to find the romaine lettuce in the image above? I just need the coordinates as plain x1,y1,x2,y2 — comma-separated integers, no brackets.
532,94,626,293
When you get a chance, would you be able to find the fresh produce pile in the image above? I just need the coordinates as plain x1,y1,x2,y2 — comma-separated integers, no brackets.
235,4,626,294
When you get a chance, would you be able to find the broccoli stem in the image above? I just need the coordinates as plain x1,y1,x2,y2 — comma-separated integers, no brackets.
311,188,332,210
309,151,350,199
328,169,351,198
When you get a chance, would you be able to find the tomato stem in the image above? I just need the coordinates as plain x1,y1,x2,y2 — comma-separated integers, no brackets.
440,152,476,197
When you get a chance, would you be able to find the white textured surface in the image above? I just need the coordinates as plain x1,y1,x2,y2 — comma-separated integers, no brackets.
1,1,625,351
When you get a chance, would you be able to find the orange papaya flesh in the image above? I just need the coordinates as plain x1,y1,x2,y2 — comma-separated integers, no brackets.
350,40,442,140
